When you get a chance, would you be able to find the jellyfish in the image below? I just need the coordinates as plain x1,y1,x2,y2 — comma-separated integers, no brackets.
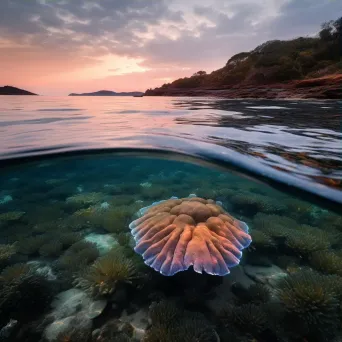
129,195,252,276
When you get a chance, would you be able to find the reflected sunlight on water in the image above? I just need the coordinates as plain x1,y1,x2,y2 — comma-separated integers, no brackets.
0,96,341,205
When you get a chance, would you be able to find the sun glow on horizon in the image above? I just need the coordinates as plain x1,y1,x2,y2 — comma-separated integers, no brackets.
53,54,149,82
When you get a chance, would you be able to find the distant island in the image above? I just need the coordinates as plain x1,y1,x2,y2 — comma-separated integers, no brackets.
69,90,144,96
0,86,37,96
145,17,341,99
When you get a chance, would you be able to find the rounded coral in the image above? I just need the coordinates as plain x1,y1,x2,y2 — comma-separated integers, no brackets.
129,196,251,276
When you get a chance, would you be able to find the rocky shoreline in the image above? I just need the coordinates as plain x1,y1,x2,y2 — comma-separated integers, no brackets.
145,74,342,99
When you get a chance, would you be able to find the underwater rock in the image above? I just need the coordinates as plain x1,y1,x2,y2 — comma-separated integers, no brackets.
121,307,149,341
205,266,255,315
86,299,108,320
93,318,135,341
27,261,57,281
244,264,287,288
100,202,110,210
140,182,152,188
84,233,118,255
0,195,12,205
129,196,251,276
0,319,18,340
43,288,106,340
50,288,107,320
44,313,92,341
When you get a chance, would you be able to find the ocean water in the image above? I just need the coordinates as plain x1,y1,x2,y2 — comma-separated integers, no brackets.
0,96,341,341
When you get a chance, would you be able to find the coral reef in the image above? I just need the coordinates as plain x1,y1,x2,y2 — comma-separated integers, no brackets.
66,192,104,206
0,243,16,264
0,263,31,282
253,213,297,238
0,211,25,222
39,241,63,258
230,192,286,216
17,235,48,256
309,250,342,276
219,303,269,338
116,232,132,247
144,300,218,342
0,264,53,325
57,241,99,274
1,154,342,341
283,198,314,222
74,247,138,297
285,230,330,257
102,206,137,234
129,196,251,276
249,229,276,250
233,283,271,305
59,232,82,248
140,185,169,200
275,270,340,340
148,300,181,325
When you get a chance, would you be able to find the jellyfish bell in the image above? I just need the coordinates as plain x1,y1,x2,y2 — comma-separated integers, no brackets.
129,195,252,276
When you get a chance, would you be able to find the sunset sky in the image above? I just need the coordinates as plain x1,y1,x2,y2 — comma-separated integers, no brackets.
1,0,341,96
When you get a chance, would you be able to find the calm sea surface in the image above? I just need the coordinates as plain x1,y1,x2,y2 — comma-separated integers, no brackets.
0,96,340,205
0,95,342,341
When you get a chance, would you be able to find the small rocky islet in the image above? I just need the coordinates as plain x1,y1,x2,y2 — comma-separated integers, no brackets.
0,156,341,342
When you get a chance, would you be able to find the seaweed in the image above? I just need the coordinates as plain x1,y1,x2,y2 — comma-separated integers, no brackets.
143,300,218,342
219,303,269,338
0,243,16,266
74,247,138,297
309,250,342,276
275,269,340,340
0,264,53,325
39,240,63,258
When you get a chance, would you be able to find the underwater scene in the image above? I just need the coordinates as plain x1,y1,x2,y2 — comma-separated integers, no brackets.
0,155,341,342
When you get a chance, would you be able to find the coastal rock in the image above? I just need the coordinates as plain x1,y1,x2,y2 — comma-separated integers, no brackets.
145,74,342,100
